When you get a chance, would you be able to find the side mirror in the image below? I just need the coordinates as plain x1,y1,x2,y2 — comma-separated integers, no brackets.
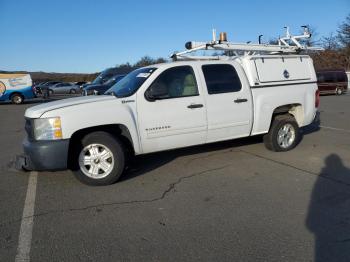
145,83,168,101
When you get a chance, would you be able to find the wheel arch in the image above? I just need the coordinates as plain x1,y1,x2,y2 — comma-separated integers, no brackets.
67,124,134,169
270,103,304,128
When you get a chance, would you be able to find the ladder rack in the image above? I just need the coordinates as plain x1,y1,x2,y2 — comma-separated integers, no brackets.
171,26,324,61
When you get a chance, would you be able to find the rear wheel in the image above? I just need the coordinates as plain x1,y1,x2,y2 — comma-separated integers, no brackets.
73,131,125,186
263,115,300,152
10,93,24,104
336,87,343,95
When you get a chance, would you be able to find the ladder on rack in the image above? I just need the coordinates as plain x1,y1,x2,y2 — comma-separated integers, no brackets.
171,26,324,61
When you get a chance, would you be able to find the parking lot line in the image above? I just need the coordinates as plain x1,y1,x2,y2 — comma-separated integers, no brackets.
320,125,350,133
15,172,38,262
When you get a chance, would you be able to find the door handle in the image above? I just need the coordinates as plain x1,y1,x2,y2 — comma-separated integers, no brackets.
234,98,248,103
187,103,204,109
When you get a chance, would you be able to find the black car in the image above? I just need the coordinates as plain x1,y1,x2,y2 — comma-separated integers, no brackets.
75,81,87,89
82,75,125,95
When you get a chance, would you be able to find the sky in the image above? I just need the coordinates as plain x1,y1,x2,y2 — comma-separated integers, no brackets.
0,0,349,73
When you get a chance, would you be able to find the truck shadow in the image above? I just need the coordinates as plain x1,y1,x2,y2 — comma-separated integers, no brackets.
306,154,350,262
121,115,321,182
121,135,263,182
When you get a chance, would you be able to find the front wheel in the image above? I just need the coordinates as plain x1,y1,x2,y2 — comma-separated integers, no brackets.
73,132,125,186
263,115,300,152
11,93,24,104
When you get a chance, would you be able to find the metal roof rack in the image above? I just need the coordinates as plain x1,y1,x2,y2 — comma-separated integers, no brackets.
171,26,324,61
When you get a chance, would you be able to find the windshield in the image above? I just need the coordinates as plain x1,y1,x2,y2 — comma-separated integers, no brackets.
105,67,157,97
104,75,124,86
92,71,114,85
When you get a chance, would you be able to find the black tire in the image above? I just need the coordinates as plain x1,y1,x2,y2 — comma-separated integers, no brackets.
263,114,300,152
10,93,24,104
72,131,125,186
70,89,76,94
336,87,343,95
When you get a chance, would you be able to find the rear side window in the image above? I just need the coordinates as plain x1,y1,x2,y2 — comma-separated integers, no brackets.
336,72,347,82
202,64,241,94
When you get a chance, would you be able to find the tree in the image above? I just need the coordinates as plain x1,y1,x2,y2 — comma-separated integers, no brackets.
337,13,350,69
320,33,340,50
337,13,350,49
134,56,156,67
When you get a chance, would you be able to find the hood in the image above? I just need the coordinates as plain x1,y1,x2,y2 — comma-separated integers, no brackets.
25,95,116,118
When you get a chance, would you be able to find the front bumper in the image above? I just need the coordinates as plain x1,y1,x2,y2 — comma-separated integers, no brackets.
17,138,70,171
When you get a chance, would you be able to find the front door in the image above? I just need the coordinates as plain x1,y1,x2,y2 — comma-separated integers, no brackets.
137,65,207,153
200,63,253,142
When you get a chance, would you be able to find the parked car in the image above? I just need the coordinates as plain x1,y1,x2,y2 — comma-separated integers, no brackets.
82,75,125,96
316,70,348,95
0,73,36,104
75,81,87,89
36,81,62,94
48,82,81,95
19,53,319,185
82,67,131,90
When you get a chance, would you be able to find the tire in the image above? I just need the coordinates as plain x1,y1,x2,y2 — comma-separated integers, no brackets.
336,87,343,95
263,115,300,152
72,131,125,186
10,93,24,104
70,89,76,94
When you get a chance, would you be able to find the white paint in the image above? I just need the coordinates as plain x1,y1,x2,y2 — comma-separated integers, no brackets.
15,172,38,262
320,125,350,133
23,58,317,156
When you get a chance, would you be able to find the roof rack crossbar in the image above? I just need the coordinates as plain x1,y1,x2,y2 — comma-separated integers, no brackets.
171,26,324,60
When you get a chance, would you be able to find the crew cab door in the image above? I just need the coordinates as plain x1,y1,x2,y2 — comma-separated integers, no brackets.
137,65,207,153
200,63,253,142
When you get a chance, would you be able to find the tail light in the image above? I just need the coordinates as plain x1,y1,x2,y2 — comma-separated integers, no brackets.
315,89,320,108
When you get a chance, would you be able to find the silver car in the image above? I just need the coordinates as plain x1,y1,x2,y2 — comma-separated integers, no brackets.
49,83,80,95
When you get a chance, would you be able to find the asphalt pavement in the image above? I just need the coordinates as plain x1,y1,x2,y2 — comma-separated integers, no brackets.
1,94,350,262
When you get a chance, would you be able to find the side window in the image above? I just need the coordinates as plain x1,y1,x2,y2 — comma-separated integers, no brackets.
317,73,325,83
336,72,346,82
148,66,199,99
324,72,335,83
202,64,242,94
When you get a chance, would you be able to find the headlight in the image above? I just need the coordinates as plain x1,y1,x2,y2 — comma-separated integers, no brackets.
34,117,63,140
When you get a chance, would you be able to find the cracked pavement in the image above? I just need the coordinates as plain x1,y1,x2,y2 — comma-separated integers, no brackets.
1,94,350,261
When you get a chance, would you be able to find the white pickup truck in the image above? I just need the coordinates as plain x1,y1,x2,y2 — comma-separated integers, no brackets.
19,55,319,185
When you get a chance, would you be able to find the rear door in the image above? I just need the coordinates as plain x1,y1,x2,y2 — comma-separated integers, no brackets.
200,63,253,142
137,65,207,153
